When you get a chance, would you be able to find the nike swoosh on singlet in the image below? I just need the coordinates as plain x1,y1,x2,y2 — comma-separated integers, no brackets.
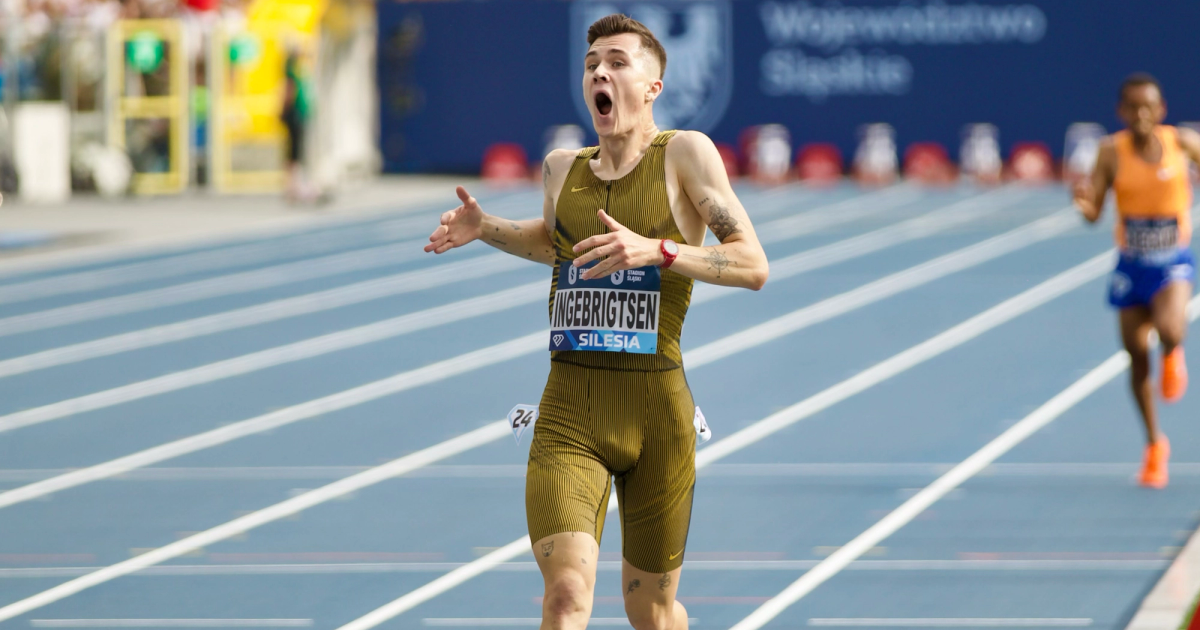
571,186,589,192
668,549,684,560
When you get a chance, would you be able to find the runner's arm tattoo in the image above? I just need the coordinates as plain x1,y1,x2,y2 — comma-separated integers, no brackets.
541,541,554,557
684,246,738,278
703,198,742,242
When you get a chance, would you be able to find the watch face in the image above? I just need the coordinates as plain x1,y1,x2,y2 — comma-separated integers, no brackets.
664,240,680,255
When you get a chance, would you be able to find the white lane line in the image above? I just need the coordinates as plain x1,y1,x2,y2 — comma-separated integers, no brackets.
730,290,1200,630
421,619,697,627
807,620,1093,628
0,188,1021,434
30,621,313,628
0,186,931,379
0,189,538,290
4,461,1191,482
0,239,484,337
0,332,538,510
0,282,546,434
332,243,1114,630
0,422,511,623
0,253,527,379
0,189,540,281
0,213,435,306
757,186,924,245
695,188,1027,302
687,207,1077,368
0,199,1065,508
0,559,1168,579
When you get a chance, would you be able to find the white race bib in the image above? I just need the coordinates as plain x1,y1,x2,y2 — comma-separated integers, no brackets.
549,260,661,354
694,406,711,443
508,404,538,444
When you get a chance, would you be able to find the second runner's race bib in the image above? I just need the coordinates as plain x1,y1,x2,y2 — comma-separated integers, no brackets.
1124,217,1180,263
549,260,660,354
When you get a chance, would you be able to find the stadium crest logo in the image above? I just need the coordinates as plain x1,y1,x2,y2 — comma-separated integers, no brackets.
570,0,733,133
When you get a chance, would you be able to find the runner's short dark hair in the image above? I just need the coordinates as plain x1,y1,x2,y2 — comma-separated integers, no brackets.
1119,73,1161,103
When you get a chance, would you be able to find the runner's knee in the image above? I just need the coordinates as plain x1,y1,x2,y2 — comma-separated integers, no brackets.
626,601,676,630
1157,321,1186,349
543,571,591,622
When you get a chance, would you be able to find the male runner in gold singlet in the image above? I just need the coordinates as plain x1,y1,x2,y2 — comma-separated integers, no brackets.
1074,74,1200,488
425,14,769,630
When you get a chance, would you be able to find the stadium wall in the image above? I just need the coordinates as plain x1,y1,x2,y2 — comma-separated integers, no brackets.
376,0,1200,174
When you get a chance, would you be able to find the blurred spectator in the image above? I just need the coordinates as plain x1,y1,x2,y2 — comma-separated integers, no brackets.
282,47,320,202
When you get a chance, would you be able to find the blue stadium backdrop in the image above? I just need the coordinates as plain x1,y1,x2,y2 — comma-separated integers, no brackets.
376,0,1200,173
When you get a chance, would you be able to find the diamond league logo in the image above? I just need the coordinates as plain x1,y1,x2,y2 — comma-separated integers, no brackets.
570,0,733,133
553,333,565,346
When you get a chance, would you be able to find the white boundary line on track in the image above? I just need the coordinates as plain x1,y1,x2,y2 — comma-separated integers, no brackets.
0,185,927,379
29,620,314,628
0,188,1023,434
805,619,1093,627
0,212,437,306
0,237,1112,623
0,240,511,338
0,283,545,434
6,461,1187,482
420,619,698,627
0,198,1064,509
0,189,538,282
754,186,923,245
728,291,1200,630
0,559,1170,579
329,243,1116,630
0,184,877,305
0,253,523,379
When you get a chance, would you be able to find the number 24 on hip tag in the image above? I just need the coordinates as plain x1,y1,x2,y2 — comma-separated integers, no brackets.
508,404,538,444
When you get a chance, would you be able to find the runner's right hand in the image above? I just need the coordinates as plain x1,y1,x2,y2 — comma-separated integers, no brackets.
1071,178,1100,222
426,186,484,254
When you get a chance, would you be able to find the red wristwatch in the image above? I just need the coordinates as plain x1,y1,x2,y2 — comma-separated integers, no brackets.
659,239,679,269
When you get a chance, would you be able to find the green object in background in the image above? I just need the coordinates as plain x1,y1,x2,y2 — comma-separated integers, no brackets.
1180,590,1200,630
126,31,164,74
229,34,261,66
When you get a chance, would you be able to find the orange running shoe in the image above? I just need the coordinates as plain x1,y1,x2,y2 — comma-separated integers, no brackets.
1162,347,1188,403
1139,436,1170,489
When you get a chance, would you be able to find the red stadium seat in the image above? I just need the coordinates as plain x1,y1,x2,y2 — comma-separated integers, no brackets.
481,143,529,183
903,142,957,185
795,143,843,185
1007,142,1055,182
715,142,740,180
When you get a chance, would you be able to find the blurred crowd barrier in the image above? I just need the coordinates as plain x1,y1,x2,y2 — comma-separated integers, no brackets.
0,0,379,201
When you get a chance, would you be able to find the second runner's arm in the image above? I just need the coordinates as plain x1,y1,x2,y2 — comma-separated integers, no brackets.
1176,126,1200,170
1073,138,1116,224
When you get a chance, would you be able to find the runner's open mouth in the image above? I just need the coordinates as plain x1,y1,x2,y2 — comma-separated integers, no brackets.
595,93,612,116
